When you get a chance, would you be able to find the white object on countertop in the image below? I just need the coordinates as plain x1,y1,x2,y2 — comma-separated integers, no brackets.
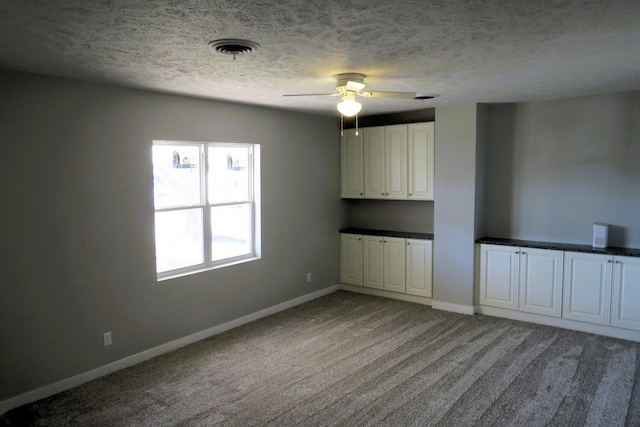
593,223,609,248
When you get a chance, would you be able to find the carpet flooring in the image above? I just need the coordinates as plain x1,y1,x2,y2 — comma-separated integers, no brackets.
3,290,640,426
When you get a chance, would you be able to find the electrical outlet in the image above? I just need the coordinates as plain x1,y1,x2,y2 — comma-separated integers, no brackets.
307,272,312,282
103,332,112,346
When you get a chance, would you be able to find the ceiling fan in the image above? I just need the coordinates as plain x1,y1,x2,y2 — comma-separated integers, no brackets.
283,73,417,117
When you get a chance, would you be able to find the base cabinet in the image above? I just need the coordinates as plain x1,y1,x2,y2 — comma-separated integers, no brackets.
562,252,611,325
519,247,564,317
406,239,433,297
479,242,640,334
611,256,640,331
341,233,432,297
363,236,406,292
340,234,363,286
563,252,640,330
478,244,563,317
363,236,384,289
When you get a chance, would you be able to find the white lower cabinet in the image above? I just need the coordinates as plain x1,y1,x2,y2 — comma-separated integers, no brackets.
564,252,640,330
384,237,406,293
562,252,611,325
363,236,406,292
519,247,564,317
479,243,640,334
611,256,640,331
363,236,384,289
340,234,363,286
478,244,563,317
406,239,433,297
341,233,432,297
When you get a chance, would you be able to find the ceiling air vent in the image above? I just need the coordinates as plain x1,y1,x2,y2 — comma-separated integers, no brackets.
208,39,260,59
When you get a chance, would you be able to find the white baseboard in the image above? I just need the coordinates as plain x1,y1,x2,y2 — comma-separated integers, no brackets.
431,300,475,315
476,305,640,343
0,285,340,416
338,284,432,306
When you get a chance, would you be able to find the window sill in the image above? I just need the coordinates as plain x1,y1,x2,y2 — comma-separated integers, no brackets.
157,255,261,282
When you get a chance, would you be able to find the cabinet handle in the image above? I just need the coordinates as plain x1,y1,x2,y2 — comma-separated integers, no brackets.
515,251,520,254
521,251,527,255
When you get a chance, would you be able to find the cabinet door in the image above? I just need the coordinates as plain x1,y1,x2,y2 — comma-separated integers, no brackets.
340,234,362,286
408,122,434,201
611,256,640,331
406,239,433,297
384,125,408,200
518,248,563,317
363,235,384,289
384,237,406,293
363,126,385,199
478,244,519,309
340,130,363,199
562,252,611,325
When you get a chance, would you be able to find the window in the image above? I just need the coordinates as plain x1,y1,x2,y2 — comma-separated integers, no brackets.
152,141,260,279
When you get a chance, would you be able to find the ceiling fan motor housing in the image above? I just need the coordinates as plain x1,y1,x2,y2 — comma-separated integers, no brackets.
336,73,366,93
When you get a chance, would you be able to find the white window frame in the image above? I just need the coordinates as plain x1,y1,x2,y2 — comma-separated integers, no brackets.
153,140,261,280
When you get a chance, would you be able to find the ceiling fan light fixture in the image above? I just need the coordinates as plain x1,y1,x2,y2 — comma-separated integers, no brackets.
337,94,362,117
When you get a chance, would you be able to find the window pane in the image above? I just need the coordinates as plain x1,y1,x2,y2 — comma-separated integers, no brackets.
153,144,201,209
211,204,252,261
208,146,250,204
155,209,204,273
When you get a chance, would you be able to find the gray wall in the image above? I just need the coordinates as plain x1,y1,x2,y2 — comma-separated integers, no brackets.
0,70,347,400
433,103,481,308
350,200,434,233
485,91,640,248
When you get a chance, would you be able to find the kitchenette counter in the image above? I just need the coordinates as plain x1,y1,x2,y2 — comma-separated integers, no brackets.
477,237,640,258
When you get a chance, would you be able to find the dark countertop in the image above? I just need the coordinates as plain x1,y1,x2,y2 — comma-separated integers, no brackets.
477,237,640,258
340,228,434,240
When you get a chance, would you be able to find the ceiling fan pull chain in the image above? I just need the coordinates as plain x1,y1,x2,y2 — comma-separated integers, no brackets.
340,115,344,136
355,114,359,136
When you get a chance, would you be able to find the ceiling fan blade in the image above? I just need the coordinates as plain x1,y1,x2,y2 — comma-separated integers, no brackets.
360,91,417,99
282,93,340,97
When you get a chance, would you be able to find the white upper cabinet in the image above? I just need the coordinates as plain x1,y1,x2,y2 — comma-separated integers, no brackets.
340,129,364,199
345,122,434,201
360,122,437,201
408,122,435,200
363,126,388,199
384,125,408,200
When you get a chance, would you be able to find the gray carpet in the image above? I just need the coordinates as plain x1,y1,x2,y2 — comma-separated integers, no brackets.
3,290,640,426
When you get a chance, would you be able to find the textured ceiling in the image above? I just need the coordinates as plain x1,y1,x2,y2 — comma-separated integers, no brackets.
1,0,639,116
